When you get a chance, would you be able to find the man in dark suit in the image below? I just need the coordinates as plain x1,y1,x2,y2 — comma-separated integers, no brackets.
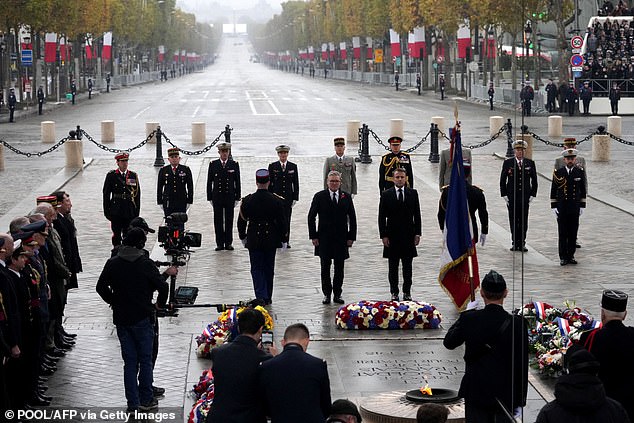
207,308,275,423
499,140,537,251
268,145,299,247
580,290,634,422
308,170,357,305
444,270,528,422
103,153,141,246
258,323,331,423
52,191,82,291
551,148,586,266
157,147,194,218
207,143,241,251
378,168,422,301
379,136,413,192
238,169,288,305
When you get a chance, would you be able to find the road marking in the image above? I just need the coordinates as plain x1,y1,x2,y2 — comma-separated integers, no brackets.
245,90,281,115
133,106,150,119
202,90,209,99
192,105,200,117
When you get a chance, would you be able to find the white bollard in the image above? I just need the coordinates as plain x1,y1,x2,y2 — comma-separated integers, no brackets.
192,122,206,145
41,121,56,144
64,140,83,168
101,120,115,143
389,119,404,139
347,120,361,145
146,122,159,144
607,116,621,137
489,116,504,137
592,134,610,162
431,116,445,135
548,116,563,137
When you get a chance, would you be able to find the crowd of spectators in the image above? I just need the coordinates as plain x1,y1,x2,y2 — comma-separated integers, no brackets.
583,11,634,82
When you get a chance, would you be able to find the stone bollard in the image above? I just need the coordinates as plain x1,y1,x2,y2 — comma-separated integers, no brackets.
516,134,534,160
64,140,83,168
389,119,404,139
41,121,56,144
607,116,621,137
548,116,563,137
592,134,610,162
347,120,361,145
0,144,4,171
489,116,504,137
431,116,446,135
192,122,206,145
146,122,159,144
101,120,115,143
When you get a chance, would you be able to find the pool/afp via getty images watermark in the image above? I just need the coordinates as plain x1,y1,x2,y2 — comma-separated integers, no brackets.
6,408,181,422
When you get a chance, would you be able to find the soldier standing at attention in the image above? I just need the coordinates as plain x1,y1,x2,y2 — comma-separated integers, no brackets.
238,170,288,305
157,147,194,218
379,136,413,192
268,145,299,248
103,153,141,246
8,88,17,122
323,137,357,197
37,86,45,115
207,143,241,251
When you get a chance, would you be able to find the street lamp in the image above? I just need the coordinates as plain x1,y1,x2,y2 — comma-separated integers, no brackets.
524,21,532,81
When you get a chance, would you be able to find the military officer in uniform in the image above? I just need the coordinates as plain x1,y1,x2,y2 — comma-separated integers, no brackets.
379,136,413,192
207,142,241,251
554,138,587,249
157,147,194,218
8,88,17,122
580,290,634,421
439,143,472,190
268,145,299,247
323,137,357,196
238,169,288,305
103,153,141,246
550,148,586,265
499,140,537,252
37,86,45,115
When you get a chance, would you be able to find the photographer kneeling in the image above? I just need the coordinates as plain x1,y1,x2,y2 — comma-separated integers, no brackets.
97,227,176,413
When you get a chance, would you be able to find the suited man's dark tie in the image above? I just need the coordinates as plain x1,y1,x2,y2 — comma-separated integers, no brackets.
398,188,404,202
332,192,337,204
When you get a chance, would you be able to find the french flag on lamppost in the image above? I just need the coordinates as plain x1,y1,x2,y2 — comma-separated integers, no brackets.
438,124,480,310
329,42,335,59
408,27,426,58
308,46,314,60
45,33,57,63
158,45,165,62
366,37,373,59
181,49,186,63
321,43,328,61
389,29,400,57
85,34,93,60
352,37,361,59
339,42,347,60
457,23,471,59
102,32,112,61
60,36,68,62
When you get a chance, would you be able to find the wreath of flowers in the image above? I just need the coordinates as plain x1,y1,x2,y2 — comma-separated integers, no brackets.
335,300,442,330
195,305,274,358
188,369,215,423
521,300,601,377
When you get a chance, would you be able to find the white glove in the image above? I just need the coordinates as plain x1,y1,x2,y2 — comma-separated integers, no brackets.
186,204,191,212
292,200,297,207
529,196,535,204
234,201,240,208
241,238,247,247
579,208,584,216
280,242,288,251
351,194,355,199
552,209,559,217
513,407,523,420
466,299,482,311
208,200,213,207
503,196,509,206
158,204,163,210
479,233,486,246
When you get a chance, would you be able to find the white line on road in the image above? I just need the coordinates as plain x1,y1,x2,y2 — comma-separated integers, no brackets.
133,106,151,119
267,100,281,115
192,105,200,117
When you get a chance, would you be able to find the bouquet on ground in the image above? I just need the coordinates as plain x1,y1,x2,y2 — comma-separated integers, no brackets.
188,369,214,423
335,300,442,330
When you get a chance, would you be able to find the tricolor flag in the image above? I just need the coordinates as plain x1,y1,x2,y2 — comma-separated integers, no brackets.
158,45,165,62
533,301,547,320
85,34,93,60
389,29,400,57
173,51,179,63
556,317,571,337
308,46,314,60
408,27,426,58
339,42,347,60
438,125,479,310
45,33,57,63
457,23,471,59
60,36,68,62
329,42,335,59
181,49,186,62
366,37,373,59
321,43,328,61
299,49,308,60
102,32,112,60
352,37,361,59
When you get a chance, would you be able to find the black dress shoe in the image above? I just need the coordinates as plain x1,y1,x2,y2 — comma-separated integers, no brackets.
322,296,331,304
37,392,52,402
45,348,65,358
575,243,581,248
286,244,291,249
391,294,400,301
264,298,272,305
560,259,568,266
403,294,412,301
44,353,60,362
225,245,234,251
333,297,345,304
61,329,77,338
152,386,166,397
28,396,51,407
568,258,578,264
214,246,224,251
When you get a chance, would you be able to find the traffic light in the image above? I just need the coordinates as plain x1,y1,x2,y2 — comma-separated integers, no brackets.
531,11,545,19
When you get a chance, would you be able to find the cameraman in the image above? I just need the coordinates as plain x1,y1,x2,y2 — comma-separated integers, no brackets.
97,228,175,412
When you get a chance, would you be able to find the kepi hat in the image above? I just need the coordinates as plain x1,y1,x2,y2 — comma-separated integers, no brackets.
167,147,180,157
115,152,129,161
601,289,628,312
563,137,577,146
36,195,58,207
388,136,403,145
333,137,346,146
255,169,270,184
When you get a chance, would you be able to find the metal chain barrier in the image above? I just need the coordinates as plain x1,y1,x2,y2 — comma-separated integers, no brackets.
605,131,634,146
367,128,430,153
0,136,70,157
80,129,155,153
438,123,509,150
162,130,226,155
526,127,601,148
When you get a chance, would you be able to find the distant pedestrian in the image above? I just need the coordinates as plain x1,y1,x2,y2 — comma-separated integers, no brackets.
37,86,44,115
439,74,446,100
323,137,357,197
394,71,400,91
567,83,578,116
520,82,534,116
106,73,111,93
559,81,569,113
416,73,421,95
545,79,558,113
609,82,621,115
87,78,93,99
416,404,449,423
70,80,77,105
103,153,141,246
7,88,16,122
487,83,494,110
580,81,593,115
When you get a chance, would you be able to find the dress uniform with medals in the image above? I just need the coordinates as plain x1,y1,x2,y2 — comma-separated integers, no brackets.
551,148,586,265
379,136,413,192
554,138,587,192
499,140,538,251
157,147,194,217
237,170,288,305
207,142,241,251
323,137,357,195
103,153,141,246
268,145,299,247
580,290,634,421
